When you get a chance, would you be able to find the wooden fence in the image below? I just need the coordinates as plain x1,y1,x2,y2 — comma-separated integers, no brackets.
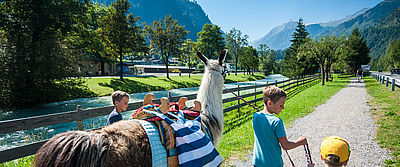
371,73,400,91
0,74,320,163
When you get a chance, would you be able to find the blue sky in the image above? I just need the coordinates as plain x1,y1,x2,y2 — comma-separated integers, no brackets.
196,0,383,41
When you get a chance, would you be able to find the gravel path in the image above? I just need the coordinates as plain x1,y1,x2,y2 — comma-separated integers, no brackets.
224,78,391,167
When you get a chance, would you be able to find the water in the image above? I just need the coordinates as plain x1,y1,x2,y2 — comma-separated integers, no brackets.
0,74,287,151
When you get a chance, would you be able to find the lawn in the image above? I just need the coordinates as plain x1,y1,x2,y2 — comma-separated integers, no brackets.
364,76,400,166
85,73,266,96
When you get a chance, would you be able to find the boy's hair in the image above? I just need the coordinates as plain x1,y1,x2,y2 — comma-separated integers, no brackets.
323,154,347,167
262,86,287,104
111,91,130,105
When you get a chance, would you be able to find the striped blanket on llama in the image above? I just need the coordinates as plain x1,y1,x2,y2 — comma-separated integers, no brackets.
143,109,223,167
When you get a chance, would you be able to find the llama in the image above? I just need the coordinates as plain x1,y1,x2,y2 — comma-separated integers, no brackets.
32,49,228,167
197,49,227,146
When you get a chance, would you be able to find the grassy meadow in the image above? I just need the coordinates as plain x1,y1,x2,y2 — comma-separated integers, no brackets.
364,76,400,166
85,73,266,96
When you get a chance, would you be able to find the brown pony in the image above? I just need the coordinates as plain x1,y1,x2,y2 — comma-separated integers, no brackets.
33,50,227,167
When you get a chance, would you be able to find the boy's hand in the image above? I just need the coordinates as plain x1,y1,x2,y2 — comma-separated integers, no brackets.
297,136,308,145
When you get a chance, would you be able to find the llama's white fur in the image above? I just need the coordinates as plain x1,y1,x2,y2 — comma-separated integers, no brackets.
197,53,226,146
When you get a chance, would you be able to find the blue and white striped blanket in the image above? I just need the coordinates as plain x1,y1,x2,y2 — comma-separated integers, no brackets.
143,109,223,167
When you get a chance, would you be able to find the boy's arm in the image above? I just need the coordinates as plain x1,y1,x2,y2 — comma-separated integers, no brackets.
278,136,307,150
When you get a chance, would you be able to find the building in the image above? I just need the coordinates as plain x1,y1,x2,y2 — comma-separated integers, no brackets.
134,65,194,74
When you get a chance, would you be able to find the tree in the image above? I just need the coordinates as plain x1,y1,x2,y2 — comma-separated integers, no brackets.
299,34,344,85
0,0,88,108
282,18,317,77
323,35,344,81
146,15,188,79
239,46,258,75
196,24,225,59
180,39,197,78
385,39,400,68
341,28,370,75
298,37,327,85
68,2,112,76
98,0,147,81
225,28,248,75
258,44,277,75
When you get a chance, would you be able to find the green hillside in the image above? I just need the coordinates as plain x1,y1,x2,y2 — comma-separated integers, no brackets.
363,7,400,59
95,0,212,40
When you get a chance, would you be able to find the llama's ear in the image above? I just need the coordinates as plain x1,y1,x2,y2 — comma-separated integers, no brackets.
196,51,208,66
218,49,228,65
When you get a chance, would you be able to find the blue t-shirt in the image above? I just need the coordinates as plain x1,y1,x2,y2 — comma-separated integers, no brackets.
107,109,122,125
253,112,286,167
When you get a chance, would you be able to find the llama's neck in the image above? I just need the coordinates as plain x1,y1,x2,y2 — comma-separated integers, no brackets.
197,69,224,145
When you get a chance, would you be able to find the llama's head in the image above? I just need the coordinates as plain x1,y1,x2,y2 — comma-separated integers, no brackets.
196,49,228,79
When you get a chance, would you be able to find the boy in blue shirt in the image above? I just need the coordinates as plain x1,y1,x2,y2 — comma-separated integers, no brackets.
107,91,130,125
253,86,308,167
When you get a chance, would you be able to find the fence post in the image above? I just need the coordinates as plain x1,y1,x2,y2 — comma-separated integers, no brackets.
386,77,389,87
297,77,299,87
392,79,396,91
168,92,171,101
275,80,277,87
237,84,240,112
76,105,83,131
382,76,385,84
254,83,257,106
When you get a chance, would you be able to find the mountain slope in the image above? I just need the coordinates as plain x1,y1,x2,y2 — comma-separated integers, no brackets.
331,0,400,36
251,20,297,50
95,0,212,40
320,8,370,27
251,7,369,50
363,7,400,58
252,0,400,50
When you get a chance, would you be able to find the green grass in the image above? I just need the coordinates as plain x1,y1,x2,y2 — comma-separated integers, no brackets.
364,76,400,166
218,75,350,163
0,156,34,167
86,73,266,96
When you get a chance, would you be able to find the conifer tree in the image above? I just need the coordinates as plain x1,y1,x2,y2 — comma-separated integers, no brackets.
282,18,317,77
342,28,370,75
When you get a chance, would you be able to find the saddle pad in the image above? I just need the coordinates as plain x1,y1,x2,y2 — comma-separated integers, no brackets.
131,119,168,167
143,110,223,167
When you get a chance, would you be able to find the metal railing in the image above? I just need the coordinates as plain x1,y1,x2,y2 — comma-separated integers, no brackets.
371,73,400,91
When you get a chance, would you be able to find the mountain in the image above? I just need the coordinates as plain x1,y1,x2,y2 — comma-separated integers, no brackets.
320,8,370,27
252,0,400,50
251,8,368,50
331,0,400,36
94,0,212,40
251,20,297,50
363,7,400,58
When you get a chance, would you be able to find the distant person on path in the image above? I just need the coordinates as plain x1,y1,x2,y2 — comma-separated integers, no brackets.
320,136,351,167
107,91,130,125
357,68,363,82
253,86,308,167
